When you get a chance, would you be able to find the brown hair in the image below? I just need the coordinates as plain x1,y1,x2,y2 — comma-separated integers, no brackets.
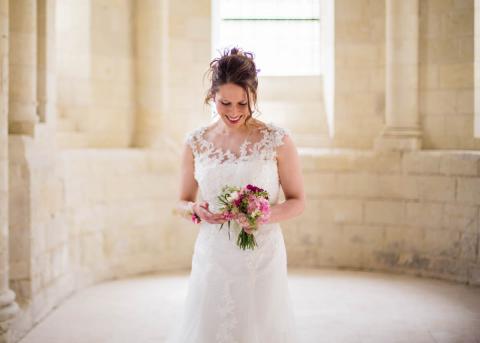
203,46,261,125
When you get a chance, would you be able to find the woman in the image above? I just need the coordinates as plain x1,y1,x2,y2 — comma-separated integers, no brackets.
169,47,305,342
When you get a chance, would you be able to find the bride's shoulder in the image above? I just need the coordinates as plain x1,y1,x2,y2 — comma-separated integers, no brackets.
184,124,208,143
256,120,291,147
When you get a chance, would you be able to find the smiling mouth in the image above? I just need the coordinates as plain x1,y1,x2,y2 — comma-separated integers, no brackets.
226,115,242,123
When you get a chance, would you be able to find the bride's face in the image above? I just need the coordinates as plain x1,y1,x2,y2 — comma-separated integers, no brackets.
213,83,250,128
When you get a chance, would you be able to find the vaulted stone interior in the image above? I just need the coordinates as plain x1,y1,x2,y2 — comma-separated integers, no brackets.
0,0,479,342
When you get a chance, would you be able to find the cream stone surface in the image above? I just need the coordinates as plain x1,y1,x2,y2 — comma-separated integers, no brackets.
1,1,20,342
8,0,38,136
0,0,479,342
374,0,422,151
17,270,480,343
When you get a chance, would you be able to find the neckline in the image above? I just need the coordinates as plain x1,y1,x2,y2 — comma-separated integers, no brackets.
198,121,273,161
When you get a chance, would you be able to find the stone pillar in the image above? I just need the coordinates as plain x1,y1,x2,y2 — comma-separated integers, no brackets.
8,0,38,136
133,0,168,148
475,0,480,137
374,0,422,151
0,0,20,341
37,0,56,124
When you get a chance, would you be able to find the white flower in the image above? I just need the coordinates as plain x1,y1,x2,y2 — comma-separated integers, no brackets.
230,191,239,201
252,209,261,218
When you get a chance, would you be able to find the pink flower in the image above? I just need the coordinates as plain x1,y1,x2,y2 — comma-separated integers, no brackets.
247,197,260,214
222,211,236,221
246,184,264,193
236,213,250,228
259,198,270,213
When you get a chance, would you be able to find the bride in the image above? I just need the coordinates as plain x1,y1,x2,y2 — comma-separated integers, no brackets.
169,47,305,343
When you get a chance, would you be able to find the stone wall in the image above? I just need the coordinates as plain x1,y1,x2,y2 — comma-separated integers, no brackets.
4,0,480,342
53,0,480,151
419,0,477,149
332,0,479,150
165,0,212,141
283,149,480,285
8,146,480,342
332,0,386,149
0,0,8,299
60,148,193,283
56,0,135,148
257,76,329,148
8,126,68,341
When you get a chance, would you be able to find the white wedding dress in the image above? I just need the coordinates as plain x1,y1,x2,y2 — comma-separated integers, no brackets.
167,120,298,343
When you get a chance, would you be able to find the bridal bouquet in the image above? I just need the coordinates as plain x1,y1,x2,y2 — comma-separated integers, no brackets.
217,184,271,250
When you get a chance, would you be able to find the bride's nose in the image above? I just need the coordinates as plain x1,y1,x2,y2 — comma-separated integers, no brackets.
233,105,243,116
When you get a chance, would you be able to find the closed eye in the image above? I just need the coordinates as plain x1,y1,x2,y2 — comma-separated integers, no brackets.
221,102,248,106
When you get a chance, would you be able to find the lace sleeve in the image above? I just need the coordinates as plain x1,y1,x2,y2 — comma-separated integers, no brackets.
268,123,291,148
184,127,201,157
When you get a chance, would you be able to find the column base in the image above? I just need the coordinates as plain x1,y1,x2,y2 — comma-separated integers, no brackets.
0,289,19,343
374,126,422,152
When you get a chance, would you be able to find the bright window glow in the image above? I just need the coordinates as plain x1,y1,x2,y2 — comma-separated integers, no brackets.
213,0,321,76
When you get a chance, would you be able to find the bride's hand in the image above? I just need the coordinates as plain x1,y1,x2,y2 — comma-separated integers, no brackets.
193,201,226,224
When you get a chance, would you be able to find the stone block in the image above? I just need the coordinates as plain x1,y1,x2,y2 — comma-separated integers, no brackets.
365,200,406,225
469,263,480,285
419,64,439,89
439,63,474,88
420,89,457,116
402,152,442,174
342,224,385,247
442,203,478,232
456,89,473,114
376,174,415,200
383,226,426,253
304,172,337,196
335,172,379,198
439,153,479,176
424,228,462,258
406,201,443,229
457,177,480,204
414,175,456,201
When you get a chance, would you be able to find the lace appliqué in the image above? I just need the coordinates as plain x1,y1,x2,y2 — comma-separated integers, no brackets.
185,122,290,166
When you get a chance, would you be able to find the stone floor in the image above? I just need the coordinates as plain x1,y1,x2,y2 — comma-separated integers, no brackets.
18,268,480,343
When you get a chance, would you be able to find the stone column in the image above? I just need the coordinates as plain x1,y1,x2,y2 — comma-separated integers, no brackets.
0,0,20,341
37,0,56,124
374,0,422,151
8,0,38,136
133,0,168,148
475,0,480,137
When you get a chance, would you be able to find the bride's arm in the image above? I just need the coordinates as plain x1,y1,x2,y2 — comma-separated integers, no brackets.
267,134,306,224
172,142,225,224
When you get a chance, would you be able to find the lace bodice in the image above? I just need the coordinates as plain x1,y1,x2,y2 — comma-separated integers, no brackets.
185,121,290,213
